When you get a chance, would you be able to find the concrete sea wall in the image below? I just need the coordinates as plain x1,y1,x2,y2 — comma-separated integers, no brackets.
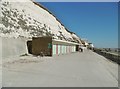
0,37,28,62
93,48,120,65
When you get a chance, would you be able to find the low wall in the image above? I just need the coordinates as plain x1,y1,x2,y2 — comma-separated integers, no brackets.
93,48,120,65
0,38,2,64
0,37,28,62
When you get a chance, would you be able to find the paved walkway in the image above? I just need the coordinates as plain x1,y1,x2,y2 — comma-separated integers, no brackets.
2,50,118,87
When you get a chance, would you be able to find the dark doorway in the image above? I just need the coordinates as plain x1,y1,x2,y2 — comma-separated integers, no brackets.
76,45,79,51
27,41,32,54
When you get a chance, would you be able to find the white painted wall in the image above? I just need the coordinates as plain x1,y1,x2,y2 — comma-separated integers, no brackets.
52,44,77,56
1,37,28,62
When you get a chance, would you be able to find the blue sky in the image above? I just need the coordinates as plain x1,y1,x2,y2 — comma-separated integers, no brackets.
40,2,118,48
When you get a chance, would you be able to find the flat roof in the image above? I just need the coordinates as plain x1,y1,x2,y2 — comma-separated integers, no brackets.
52,39,82,46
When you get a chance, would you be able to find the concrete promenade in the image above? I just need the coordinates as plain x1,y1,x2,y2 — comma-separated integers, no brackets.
2,50,118,87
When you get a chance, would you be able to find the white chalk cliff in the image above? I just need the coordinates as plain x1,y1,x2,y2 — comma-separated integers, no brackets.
0,0,81,43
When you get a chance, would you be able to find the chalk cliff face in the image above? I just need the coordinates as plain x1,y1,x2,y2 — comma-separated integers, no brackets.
0,0,81,43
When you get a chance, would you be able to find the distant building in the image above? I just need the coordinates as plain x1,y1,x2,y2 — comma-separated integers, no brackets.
89,43,94,48
80,39,94,50
81,39,89,48
88,43,94,50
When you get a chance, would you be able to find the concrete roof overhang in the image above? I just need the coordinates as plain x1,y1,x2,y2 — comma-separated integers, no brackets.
52,39,82,46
